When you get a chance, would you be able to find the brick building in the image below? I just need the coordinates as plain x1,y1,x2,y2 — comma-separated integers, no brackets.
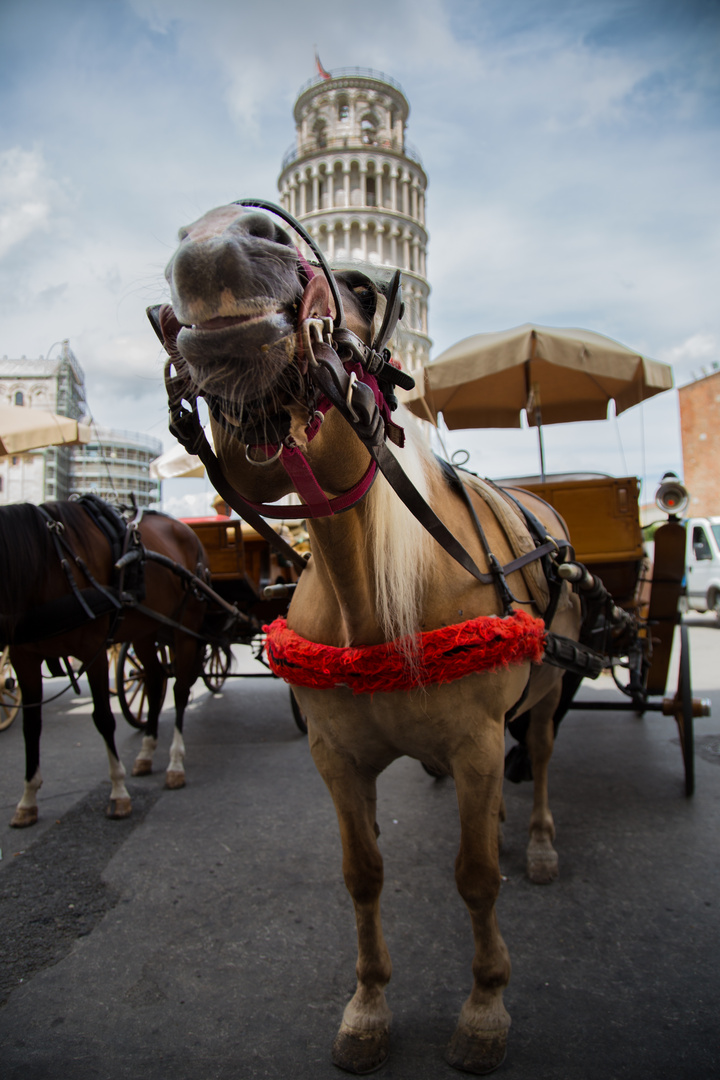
678,367,720,516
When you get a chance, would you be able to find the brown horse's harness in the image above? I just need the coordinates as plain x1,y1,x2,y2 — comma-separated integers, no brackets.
12,496,247,653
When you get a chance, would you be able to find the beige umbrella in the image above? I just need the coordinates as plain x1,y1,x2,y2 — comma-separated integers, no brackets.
0,406,91,455
408,323,673,476
150,442,206,480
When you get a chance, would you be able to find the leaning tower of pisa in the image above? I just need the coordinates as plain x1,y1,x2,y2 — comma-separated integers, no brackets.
277,66,430,393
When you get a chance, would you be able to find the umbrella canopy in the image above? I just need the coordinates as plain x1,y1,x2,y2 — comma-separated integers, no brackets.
0,406,91,455
409,323,673,430
150,440,206,480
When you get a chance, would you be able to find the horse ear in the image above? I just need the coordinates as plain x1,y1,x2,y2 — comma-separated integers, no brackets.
372,269,403,353
146,305,166,345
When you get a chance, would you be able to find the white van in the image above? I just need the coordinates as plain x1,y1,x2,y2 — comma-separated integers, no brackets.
684,516,720,619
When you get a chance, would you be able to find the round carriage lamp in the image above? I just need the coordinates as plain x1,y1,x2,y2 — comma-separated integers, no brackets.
655,472,689,516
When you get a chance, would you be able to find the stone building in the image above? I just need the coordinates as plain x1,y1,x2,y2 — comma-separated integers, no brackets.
678,367,720,516
0,341,161,507
0,341,87,504
277,66,430,393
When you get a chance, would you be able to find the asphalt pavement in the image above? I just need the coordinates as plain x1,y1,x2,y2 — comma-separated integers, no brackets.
0,618,718,1080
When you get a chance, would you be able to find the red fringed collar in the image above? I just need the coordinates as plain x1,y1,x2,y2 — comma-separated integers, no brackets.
263,610,546,695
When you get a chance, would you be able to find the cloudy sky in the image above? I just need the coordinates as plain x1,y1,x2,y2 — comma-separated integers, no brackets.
1,0,718,513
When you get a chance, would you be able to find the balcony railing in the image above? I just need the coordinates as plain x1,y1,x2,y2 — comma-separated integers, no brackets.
295,68,407,100
281,136,423,172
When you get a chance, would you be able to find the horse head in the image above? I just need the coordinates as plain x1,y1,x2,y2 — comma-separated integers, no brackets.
159,201,407,506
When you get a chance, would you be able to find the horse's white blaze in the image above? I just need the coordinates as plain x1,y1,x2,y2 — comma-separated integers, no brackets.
106,749,129,800
17,768,42,809
167,729,186,775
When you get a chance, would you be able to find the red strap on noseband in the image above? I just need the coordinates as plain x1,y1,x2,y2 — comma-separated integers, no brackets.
243,361,395,519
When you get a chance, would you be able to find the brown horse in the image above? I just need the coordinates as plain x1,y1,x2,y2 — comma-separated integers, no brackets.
158,202,582,1074
0,501,208,827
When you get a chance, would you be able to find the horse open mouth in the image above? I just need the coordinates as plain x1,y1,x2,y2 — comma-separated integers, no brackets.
195,313,258,331
176,309,298,403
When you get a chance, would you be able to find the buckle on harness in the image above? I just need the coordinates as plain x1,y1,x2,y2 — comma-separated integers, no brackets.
301,316,333,368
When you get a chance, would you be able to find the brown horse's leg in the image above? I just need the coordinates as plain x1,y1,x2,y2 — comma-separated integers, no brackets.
85,653,132,819
446,723,511,1075
310,732,392,1075
164,634,201,789
525,681,563,884
130,639,167,777
10,651,43,828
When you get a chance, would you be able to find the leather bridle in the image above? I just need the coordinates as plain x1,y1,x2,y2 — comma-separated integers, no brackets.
150,200,565,609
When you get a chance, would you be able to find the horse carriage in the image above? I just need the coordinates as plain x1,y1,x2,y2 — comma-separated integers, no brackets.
113,512,305,731
2,193,710,1075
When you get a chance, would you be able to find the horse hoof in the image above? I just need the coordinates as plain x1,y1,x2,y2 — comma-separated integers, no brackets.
331,1028,390,1074
132,758,153,776
527,845,559,884
165,771,186,790
106,797,132,819
10,806,38,828
445,1027,507,1075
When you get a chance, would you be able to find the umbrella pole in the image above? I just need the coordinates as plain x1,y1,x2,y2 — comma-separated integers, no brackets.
535,407,546,481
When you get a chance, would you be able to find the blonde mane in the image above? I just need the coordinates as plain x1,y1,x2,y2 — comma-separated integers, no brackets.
364,412,440,647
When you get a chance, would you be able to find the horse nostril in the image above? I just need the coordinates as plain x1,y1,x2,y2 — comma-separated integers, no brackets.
241,212,277,240
241,212,293,246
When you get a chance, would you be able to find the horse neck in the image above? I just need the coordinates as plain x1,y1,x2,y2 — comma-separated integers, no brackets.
302,416,438,647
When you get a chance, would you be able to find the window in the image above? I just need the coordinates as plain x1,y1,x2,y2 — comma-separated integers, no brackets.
14,391,24,406
360,116,378,145
312,117,327,149
692,526,712,561
338,97,349,121
366,176,377,207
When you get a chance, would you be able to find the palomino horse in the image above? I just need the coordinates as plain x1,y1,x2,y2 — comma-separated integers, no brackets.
0,500,208,827
157,202,582,1074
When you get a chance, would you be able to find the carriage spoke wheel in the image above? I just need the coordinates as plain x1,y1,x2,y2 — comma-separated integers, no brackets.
289,689,308,735
673,623,695,797
201,644,232,694
116,642,169,730
0,646,21,731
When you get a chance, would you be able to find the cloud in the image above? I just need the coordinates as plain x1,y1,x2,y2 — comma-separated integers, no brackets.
0,146,62,259
660,333,720,385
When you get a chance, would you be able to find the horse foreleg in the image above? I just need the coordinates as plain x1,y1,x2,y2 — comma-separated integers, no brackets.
164,636,201,789
525,680,563,884
10,652,43,828
130,639,168,777
310,730,392,1075
85,654,131,819
164,681,189,789
446,725,512,1075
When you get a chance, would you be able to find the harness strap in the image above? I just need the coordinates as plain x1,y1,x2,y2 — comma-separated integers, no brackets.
37,507,122,620
311,342,559,593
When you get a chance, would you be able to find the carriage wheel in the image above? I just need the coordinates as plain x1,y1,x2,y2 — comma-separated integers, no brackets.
674,623,695,797
201,644,232,694
0,646,21,732
116,642,169,730
290,689,308,734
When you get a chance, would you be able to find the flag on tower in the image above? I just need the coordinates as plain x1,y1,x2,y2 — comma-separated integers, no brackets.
314,49,331,80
